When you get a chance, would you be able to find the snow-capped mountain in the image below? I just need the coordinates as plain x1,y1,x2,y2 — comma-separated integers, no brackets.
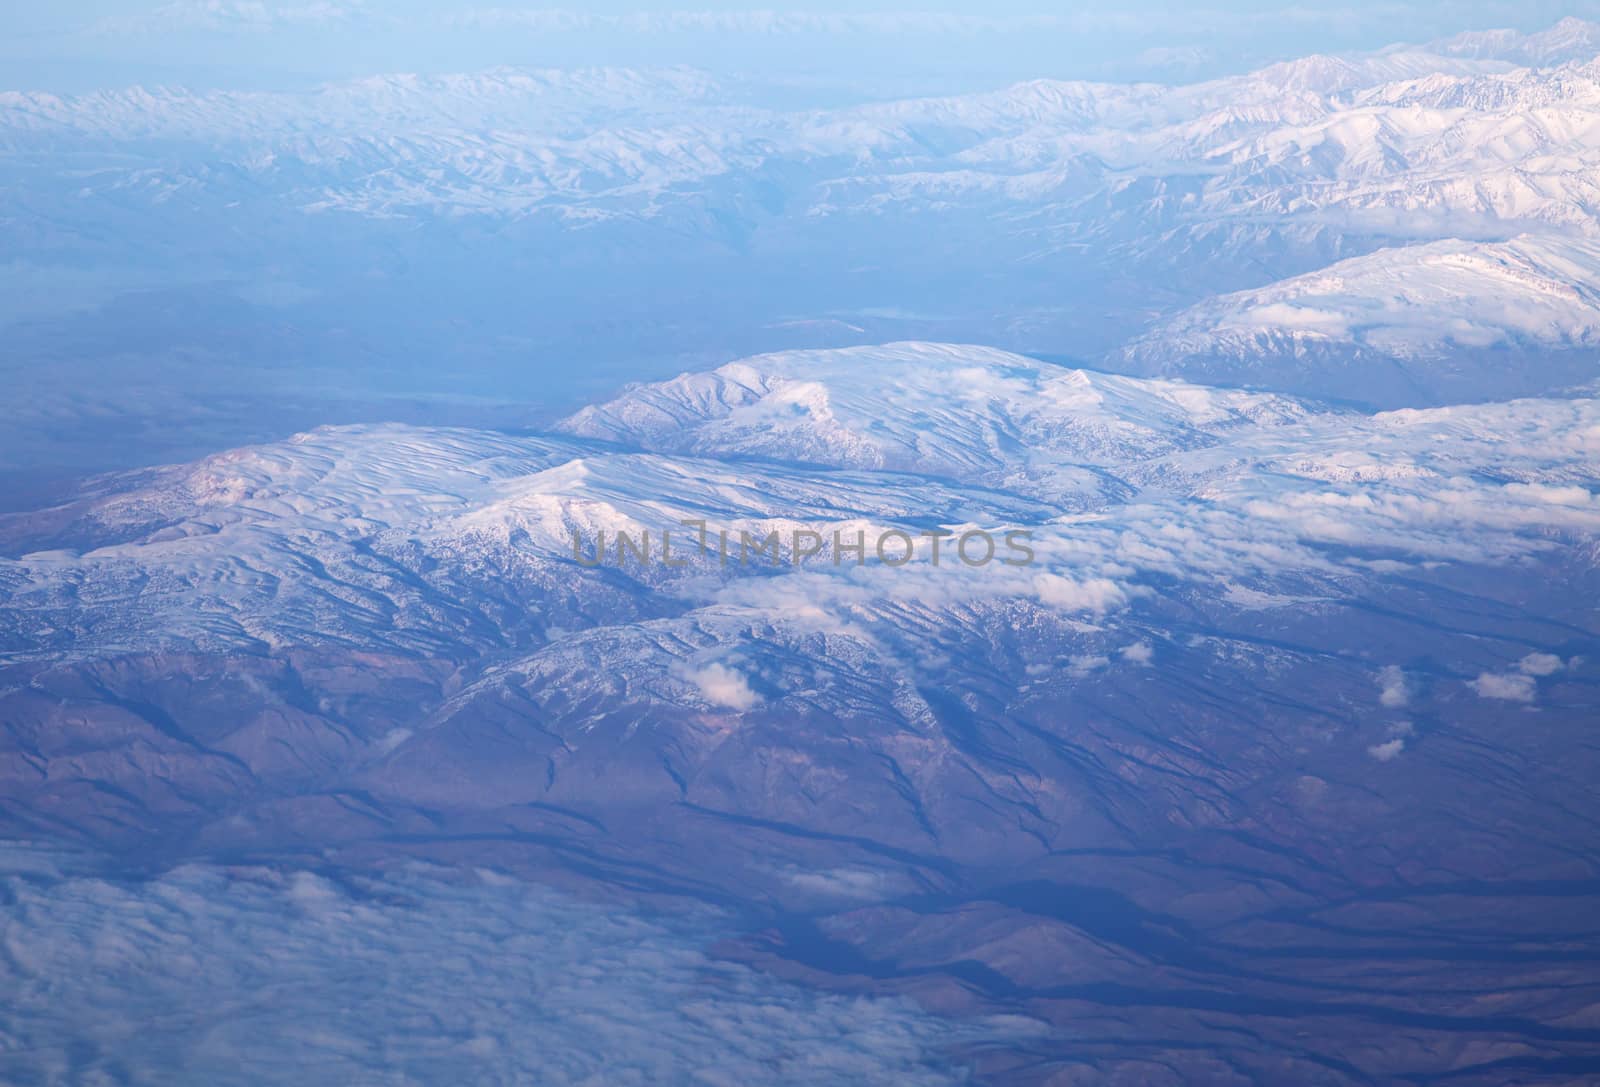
4,342,1595,745
8,19,1600,1084
1114,235,1600,403
9,343,1594,666
0,66,723,146
7,43,1562,232
559,342,1317,498
2,342,1597,1084
8,18,1600,421
1427,15,1600,66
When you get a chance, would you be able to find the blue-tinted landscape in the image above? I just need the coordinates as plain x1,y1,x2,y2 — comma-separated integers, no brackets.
3,4,1600,1084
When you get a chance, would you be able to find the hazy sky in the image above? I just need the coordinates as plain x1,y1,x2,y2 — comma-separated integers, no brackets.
7,1,1600,97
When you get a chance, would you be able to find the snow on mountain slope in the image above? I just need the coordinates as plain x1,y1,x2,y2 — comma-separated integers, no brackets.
1189,60,1600,238
1113,235,1600,403
754,42,1600,292
2,21,1593,262
1240,50,1511,96
3,346,1599,1086
0,67,723,146
558,342,1316,498
390,375,1600,757
6,18,1600,424
4,344,1596,671
1427,15,1600,66
0,409,1066,661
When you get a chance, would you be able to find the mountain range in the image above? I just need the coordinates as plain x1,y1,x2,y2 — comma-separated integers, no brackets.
3,341,1598,1084
5,16,1600,1086
10,19,1600,495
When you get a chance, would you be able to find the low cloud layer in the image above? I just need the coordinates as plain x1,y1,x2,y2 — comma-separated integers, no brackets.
0,851,1016,1086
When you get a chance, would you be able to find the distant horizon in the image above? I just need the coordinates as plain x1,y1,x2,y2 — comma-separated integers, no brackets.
7,4,1600,98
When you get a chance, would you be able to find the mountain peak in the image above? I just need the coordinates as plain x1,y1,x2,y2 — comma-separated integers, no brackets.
1430,16,1600,66
556,342,1317,504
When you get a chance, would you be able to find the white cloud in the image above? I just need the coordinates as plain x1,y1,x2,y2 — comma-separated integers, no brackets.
1376,664,1409,708
781,866,902,901
1500,483,1594,507
375,727,412,753
0,853,1021,1086
1068,653,1110,678
1368,737,1406,761
1469,671,1537,702
1518,652,1565,676
1120,641,1154,665
1033,574,1128,615
681,660,762,710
